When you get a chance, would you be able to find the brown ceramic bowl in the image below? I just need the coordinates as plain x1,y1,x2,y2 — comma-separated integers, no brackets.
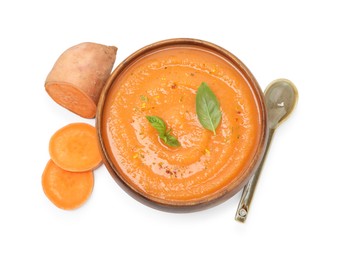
96,38,268,212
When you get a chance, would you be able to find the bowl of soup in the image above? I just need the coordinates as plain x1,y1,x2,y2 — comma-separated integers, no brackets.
96,38,268,212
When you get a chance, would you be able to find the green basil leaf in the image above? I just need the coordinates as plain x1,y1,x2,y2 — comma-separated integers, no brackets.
146,116,166,136
146,116,180,147
196,82,222,135
164,134,180,147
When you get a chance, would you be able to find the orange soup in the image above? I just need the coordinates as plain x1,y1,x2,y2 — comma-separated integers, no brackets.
100,41,265,206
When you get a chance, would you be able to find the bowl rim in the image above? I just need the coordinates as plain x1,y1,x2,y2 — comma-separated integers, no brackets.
96,38,268,212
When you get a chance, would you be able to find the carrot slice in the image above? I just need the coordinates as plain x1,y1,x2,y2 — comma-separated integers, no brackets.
49,123,102,172
42,160,94,210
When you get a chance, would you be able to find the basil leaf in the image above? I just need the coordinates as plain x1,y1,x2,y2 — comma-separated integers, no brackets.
146,116,166,135
196,82,222,135
164,134,180,147
146,116,180,147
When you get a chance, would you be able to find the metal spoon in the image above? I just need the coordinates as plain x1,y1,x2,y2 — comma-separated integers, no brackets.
235,78,298,223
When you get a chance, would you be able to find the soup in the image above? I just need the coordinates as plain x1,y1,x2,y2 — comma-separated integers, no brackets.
98,39,266,209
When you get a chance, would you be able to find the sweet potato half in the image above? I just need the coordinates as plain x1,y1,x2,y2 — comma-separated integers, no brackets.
45,42,117,118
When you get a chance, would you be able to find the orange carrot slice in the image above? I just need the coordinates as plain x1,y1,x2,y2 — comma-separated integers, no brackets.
42,160,94,210
49,123,102,172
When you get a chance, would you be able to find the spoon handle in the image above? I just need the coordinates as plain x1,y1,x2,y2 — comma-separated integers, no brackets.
235,128,274,222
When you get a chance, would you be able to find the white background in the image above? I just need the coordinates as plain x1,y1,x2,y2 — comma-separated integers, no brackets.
1,1,338,259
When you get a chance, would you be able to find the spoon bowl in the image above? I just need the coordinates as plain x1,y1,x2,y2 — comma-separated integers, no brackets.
265,79,298,129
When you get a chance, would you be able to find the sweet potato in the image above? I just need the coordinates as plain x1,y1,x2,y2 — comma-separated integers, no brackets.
45,42,117,118
49,122,102,172
42,160,94,210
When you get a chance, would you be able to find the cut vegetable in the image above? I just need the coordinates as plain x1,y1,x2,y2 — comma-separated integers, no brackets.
49,123,102,172
42,160,94,210
45,42,118,118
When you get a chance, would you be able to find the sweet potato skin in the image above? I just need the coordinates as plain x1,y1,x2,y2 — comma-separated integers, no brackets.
45,42,117,118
